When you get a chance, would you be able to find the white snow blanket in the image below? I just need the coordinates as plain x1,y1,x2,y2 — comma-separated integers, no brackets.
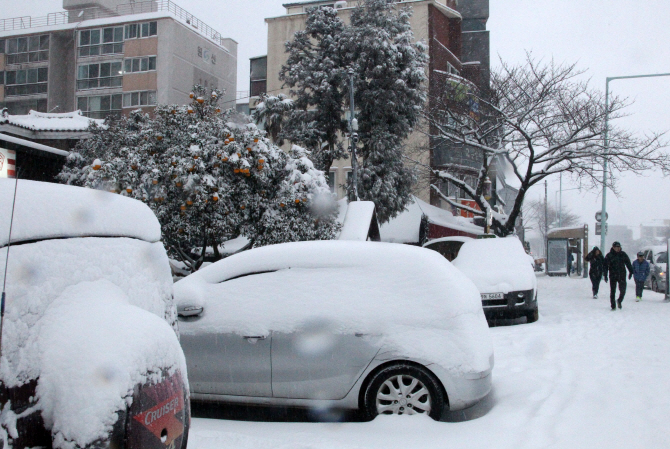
453,237,537,294
175,241,493,376
0,179,161,246
38,280,185,449
186,275,670,448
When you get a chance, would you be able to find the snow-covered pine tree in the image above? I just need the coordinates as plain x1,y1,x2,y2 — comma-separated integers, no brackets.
59,86,339,272
345,0,428,223
278,5,349,173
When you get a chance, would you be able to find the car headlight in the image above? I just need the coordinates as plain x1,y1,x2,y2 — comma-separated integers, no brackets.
517,292,525,298
660,272,665,277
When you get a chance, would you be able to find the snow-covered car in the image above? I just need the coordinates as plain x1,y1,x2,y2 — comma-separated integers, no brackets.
452,237,539,323
175,241,493,420
639,246,667,293
422,236,474,262
0,180,189,449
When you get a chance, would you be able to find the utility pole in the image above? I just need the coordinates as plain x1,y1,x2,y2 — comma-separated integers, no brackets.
601,72,670,251
544,180,548,263
559,173,562,227
348,68,359,200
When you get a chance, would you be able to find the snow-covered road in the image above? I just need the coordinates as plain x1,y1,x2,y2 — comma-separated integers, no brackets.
187,275,670,448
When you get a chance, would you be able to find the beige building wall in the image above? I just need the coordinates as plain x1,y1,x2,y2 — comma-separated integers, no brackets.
157,18,237,109
265,0,453,201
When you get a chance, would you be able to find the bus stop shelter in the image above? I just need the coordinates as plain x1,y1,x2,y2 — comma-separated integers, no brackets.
547,225,589,278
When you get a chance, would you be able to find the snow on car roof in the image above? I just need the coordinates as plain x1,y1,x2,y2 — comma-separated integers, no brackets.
0,179,162,246
453,236,537,294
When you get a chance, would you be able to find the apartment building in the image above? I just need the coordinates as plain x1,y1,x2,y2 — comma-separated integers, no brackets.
253,0,495,212
0,0,237,119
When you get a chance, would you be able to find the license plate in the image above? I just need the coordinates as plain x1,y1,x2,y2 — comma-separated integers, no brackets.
481,293,504,300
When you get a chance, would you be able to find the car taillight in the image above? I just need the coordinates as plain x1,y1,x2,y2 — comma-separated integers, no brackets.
126,369,189,449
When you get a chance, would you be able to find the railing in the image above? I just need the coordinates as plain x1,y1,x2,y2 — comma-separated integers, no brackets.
0,1,229,49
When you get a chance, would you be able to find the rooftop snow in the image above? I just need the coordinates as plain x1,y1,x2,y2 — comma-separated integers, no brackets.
0,179,162,247
379,196,484,243
0,110,104,133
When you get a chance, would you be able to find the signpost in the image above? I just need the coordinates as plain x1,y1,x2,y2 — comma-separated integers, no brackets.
0,148,16,178
595,211,608,236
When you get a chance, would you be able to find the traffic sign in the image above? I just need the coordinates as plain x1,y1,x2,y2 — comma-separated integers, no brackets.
595,222,608,235
595,211,609,222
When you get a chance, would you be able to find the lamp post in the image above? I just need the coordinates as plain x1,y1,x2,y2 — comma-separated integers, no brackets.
601,72,670,251
348,68,359,201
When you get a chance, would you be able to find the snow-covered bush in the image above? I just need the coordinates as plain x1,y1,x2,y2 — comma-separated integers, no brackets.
59,86,339,272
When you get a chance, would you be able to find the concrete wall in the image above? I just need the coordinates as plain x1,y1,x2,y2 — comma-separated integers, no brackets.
157,18,237,109
49,29,76,113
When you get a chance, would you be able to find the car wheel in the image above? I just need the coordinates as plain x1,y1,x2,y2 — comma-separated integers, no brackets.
362,364,444,421
652,278,658,292
526,308,539,323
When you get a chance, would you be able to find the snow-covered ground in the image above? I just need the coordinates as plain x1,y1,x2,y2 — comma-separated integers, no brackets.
187,274,670,448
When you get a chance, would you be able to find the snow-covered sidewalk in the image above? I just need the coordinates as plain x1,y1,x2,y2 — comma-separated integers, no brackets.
187,275,670,448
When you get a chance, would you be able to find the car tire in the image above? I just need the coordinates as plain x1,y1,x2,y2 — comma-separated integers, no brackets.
652,278,658,292
526,308,539,323
362,364,444,421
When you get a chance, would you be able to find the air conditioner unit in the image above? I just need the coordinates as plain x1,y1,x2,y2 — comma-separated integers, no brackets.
334,1,348,9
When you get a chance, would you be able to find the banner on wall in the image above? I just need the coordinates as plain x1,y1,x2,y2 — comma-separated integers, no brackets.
0,147,16,178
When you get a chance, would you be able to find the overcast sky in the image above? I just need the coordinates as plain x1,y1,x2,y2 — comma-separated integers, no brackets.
8,0,670,243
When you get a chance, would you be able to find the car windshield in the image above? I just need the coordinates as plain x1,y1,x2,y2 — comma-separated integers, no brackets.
657,252,668,264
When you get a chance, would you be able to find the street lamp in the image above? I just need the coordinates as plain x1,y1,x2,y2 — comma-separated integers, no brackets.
601,72,670,251
348,68,359,201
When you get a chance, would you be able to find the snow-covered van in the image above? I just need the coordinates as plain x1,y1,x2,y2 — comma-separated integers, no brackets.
452,237,538,323
0,180,189,449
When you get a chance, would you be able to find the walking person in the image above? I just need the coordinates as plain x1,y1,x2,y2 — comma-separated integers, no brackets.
603,241,633,310
585,246,605,298
632,251,650,302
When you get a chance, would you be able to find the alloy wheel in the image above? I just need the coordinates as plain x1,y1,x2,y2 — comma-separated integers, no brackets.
375,374,431,415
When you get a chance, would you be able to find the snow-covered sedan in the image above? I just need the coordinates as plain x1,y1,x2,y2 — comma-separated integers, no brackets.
0,180,189,449
175,241,494,420
452,237,539,323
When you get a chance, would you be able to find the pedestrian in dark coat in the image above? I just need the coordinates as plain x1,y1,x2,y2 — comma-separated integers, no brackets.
585,246,605,298
604,241,633,310
632,251,650,302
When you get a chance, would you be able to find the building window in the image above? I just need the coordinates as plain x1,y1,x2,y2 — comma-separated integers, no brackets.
5,35,49,64
4,68,48,97
328,171,336,193
0,39,5,54
78,27,123,57
124,56,157,74
124,21,158,39
77,94,122,119
77,61,123,90
122,90,157,108
0,71,4,85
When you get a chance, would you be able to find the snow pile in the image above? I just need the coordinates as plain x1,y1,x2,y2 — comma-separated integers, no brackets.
453,237,537,294
37,280,186,449
0,110,104,132
0,179,161,246
338,201,376,241
175,241,493,375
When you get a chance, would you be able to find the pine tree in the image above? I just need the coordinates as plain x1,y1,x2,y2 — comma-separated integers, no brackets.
276,0,427,223
345,0,428,223
278,5,349,173
59,86,339,272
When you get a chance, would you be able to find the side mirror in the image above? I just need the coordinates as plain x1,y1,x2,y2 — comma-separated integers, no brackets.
178,305,204,318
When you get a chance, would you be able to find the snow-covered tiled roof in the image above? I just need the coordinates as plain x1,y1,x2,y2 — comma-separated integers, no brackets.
0,110,104,133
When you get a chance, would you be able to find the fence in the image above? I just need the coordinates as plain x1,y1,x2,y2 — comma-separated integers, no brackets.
0,1,228,48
